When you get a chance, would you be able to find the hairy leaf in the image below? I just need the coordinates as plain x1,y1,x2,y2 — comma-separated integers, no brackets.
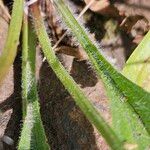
31,3,124,150
53,0,150,149
18,15,49,150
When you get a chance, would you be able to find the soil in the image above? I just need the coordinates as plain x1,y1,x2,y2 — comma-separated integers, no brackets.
0,0,150,149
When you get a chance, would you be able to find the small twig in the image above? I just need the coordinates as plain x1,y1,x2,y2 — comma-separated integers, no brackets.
42,0,94,62
2,135,14,146
0,135,14,150
24,0,38,15
52,0,95,50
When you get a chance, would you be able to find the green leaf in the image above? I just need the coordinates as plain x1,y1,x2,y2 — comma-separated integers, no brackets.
31,3,124,150
53,0,150,149
122,30,150,149
18,15,49,150
0,0,23,83
104,29,150,150
123,31,150,91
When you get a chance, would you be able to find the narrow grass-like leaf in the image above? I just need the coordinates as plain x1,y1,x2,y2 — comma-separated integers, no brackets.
53,0,150,149
0,0,23,83
18,15,49,150
105,31,150,150
118,30,150,149
123,31,150,91
30,3,124,150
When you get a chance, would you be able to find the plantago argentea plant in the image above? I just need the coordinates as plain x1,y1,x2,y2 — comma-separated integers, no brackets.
0,0,150,149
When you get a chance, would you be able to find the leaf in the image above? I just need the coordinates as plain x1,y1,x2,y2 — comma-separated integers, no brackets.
123,31,150,91
18,15,49,150
0,0,23,83
105,31,150,149
53,0,150,149
30,3,124,150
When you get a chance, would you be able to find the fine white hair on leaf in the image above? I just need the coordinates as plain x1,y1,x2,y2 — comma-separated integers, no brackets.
54,10,69,33
86,60,100,79
82,26,118,67
68,5,119,67
52,0,118,68
66,0,80,15
71,37,80,47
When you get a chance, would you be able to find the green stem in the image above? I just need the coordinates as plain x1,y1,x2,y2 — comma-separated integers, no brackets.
0,0,23,83
31,3,124,150
18,14,49,150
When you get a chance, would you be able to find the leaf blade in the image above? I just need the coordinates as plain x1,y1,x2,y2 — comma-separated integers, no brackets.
30,3,124,150
123,31,150,91
53,0,150,149
0,0,23,83
18,15,49,150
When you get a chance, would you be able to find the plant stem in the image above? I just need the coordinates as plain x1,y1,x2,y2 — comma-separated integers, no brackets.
30,3,124,150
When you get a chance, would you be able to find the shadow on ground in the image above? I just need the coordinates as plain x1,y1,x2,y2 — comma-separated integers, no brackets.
38,58,99,150
1,52,100,149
